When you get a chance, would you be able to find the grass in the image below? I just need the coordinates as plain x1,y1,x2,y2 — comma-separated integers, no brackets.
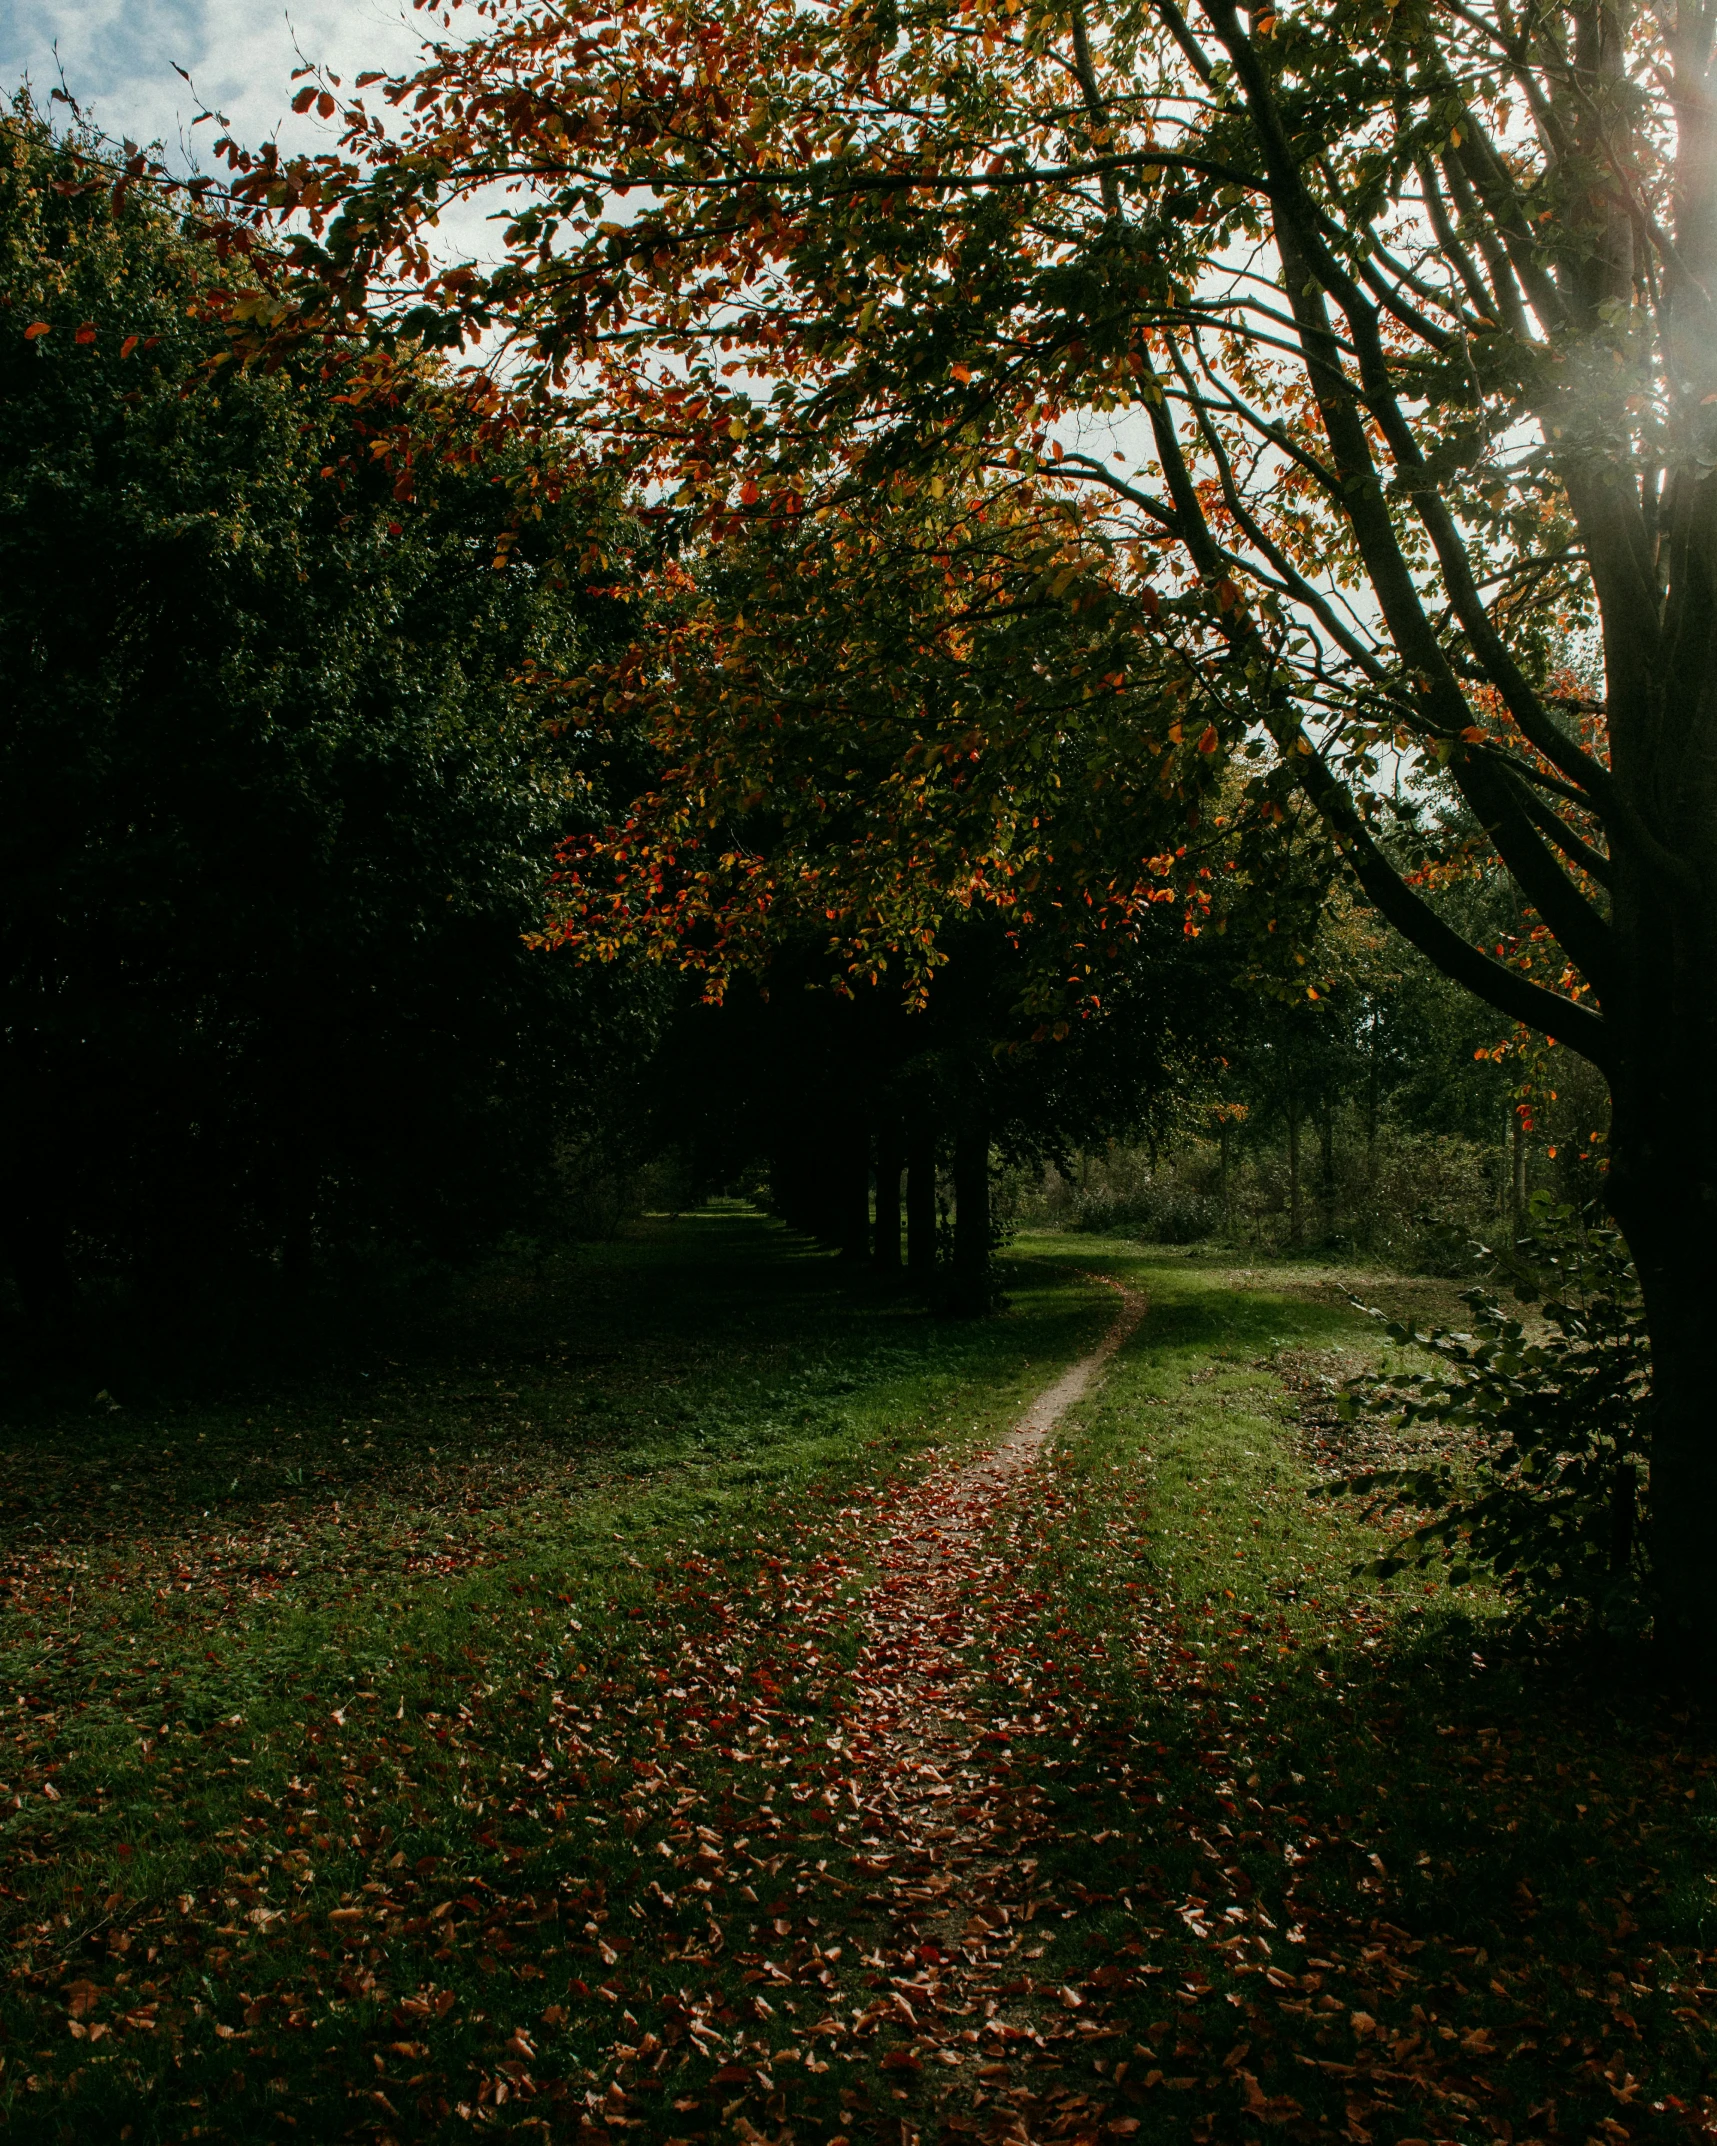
1,1217,1711,2145
0,1210,1108,2141
989,1239,1717,2146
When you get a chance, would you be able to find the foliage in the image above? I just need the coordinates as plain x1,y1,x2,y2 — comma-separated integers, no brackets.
242,0,1643,1066
213,0,1717,1634
534,482,1320,1024
1008,1143,1221,1243
1331,1200,1652,1632
0,101,654,1331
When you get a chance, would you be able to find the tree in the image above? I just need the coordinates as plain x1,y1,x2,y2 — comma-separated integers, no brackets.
0,101,653,1349
257,0,1716,1659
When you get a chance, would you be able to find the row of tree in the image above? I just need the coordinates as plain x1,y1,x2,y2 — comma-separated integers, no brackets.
0,97,1588,1352
17,0,1714,1663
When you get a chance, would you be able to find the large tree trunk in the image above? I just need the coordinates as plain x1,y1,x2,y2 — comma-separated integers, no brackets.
837,1120,871,1262
1607,1174,1716,1671
1604,966,1717,1670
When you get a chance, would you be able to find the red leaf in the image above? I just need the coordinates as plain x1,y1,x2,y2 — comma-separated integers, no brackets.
24,322,50,340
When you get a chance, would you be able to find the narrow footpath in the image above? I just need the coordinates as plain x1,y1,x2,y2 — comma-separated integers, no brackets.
816,1279,1151,2144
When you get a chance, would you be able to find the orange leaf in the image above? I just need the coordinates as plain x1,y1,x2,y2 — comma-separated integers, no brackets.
120,334,140,358
75,322,96,344
24,321,50,339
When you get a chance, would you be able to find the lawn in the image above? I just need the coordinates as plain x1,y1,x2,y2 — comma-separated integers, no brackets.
0,1217,1710,2146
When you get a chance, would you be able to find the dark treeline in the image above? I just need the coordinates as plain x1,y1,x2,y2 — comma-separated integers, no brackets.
0,105,661,1379
653,911,1225,1312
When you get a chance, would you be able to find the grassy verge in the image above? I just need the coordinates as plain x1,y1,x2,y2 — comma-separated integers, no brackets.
8,1223,1711,2146
0,1212,1111,2141
987,1239,1716,2146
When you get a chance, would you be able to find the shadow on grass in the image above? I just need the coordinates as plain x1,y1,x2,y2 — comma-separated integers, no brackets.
992,1243,1715,2146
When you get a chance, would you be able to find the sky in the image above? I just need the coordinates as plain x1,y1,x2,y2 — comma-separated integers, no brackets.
0,0,424,166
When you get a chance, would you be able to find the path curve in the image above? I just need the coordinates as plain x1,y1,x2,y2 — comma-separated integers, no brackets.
958,1274,1150,1494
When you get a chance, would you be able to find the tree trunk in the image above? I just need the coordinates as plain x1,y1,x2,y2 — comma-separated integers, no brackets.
1318,1099,1335,1240
0,1057,79,1339
951,1123,991,1315
906,1126,937,1277
1605,1016,1717,1671
1287,1098,1303,1249
1218,1122,1231,1233
873,1118,903,1272
1611,1194,1717,1673
771,1131,809,1233
1,1177,77,1329
1365,1007,1380,1176
280,1129,317,1300
1510,1108,1526,1240
837,1120,871,1262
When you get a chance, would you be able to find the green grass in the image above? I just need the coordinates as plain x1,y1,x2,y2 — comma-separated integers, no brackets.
985,1239,1717,2146
2,1220,1711,2146
0,1211,1110,2142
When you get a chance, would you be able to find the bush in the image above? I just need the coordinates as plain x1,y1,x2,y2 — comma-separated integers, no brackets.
1328,1199,1652,1635
1009,1146,1219,1243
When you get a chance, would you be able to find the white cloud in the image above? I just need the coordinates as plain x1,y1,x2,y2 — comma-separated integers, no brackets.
0,0,424,167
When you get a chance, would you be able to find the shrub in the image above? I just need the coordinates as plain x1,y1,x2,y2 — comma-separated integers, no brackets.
1328,1199,1652,1635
